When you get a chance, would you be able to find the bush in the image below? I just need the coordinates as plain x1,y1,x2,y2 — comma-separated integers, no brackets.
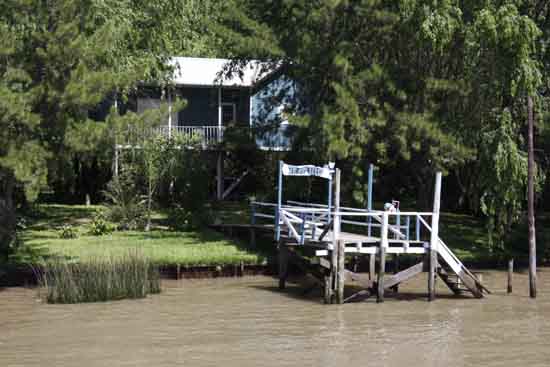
167,205,212,231
88,210,113,236
167,205,195,231
59,225,78,239
103,169,146,230
36,250,161,304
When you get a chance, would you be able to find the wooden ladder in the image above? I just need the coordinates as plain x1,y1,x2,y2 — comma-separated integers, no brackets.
437,267,478,295
436,240,491,298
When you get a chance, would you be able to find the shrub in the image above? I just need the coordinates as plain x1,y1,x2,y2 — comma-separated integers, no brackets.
88,210,113,236
103,169,146,230
167,205,212,231
36,250,161,304
167,205,195,231
59,225,78,239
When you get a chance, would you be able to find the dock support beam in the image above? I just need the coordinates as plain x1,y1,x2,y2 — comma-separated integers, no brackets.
216,151,224,200
367,163,374,237
250,204,257,248
507,259,514,294
331,169,342,304
392,254,400,293
428,172,442,301
278,243,289,290
377,212,389,303
324,268,333,304
369,254,376,281
336,240,345,304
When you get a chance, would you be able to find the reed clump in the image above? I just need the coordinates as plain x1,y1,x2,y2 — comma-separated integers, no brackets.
37,249,161,304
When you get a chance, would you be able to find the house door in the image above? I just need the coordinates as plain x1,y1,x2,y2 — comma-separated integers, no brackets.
221,103,236,125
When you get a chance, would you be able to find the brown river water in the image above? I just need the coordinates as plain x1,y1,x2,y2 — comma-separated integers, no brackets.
1,269,549,367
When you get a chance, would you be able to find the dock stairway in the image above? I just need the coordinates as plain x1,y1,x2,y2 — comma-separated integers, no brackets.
435,238,490,298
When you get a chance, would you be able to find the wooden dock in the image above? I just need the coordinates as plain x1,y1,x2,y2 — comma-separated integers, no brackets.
213,163,490,304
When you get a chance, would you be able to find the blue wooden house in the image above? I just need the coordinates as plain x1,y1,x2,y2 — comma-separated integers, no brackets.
132,57,294,150
126,57,297,199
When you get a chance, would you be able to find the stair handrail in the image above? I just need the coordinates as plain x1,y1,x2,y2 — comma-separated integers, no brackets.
417,214,488,293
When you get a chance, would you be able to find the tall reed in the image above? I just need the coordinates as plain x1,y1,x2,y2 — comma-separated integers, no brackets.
37,249,161,304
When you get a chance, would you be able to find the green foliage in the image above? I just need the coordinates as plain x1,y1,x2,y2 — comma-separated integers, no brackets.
223,0,547,248
167,205,198,232
103,169,146,231
479,109,545,248
36,250,161,304
59,225,79,240
88,210,114,236
0,0,223,256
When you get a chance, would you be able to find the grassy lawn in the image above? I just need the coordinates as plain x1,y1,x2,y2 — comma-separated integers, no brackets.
12,203,548,268
15,204,264,266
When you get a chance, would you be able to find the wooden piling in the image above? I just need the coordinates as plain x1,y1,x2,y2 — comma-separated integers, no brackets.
250,227,256,248
392,254,399,293
337,240,345,304
377,246,386,303
369,254,376,281
377,212,389,303
278,243,289,290
324,270,333,304
428,172,442,302
527,95,537,299
507,259,514,294
330,168,341,303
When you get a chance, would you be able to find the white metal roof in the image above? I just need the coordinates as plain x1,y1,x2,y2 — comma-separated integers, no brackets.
169,57,269,87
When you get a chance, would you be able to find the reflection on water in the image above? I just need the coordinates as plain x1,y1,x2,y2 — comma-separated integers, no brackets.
1,269,549,367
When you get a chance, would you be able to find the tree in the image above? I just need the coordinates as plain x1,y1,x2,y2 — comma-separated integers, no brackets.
527,95,537,297
220,0,547,255
0,0,185,257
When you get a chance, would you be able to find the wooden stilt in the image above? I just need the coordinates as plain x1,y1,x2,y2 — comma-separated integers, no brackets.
329,248,337,303
336,240,345,304
250,204,256,247
216,151,224,200
392,254,399,293
278,243,289,290
352,255,358,273
428,251,437,301
329,168,341,304
377,212,389,303
369,254,376,281
250,228,256,248
428,172,442,301
507,259,513,294
324,269,332,304
377,245,386,303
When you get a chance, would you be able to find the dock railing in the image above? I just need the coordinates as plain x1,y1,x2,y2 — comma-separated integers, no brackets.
332,209,434,251
252,200,436,247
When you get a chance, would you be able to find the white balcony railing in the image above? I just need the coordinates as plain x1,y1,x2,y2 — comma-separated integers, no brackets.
118,125,225,148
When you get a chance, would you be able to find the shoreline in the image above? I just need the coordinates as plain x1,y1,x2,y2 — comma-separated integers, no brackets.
0,262,276,287
1,256,543,288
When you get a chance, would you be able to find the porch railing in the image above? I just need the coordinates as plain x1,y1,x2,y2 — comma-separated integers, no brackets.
118,125,226,148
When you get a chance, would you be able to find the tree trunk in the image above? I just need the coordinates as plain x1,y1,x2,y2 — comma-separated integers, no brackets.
527,95,537,298
0,172,16,259
146,176,152,232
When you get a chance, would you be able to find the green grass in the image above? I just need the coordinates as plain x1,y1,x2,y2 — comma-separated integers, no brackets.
13,202,548,269
15,204,264,267
38,249,161,304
